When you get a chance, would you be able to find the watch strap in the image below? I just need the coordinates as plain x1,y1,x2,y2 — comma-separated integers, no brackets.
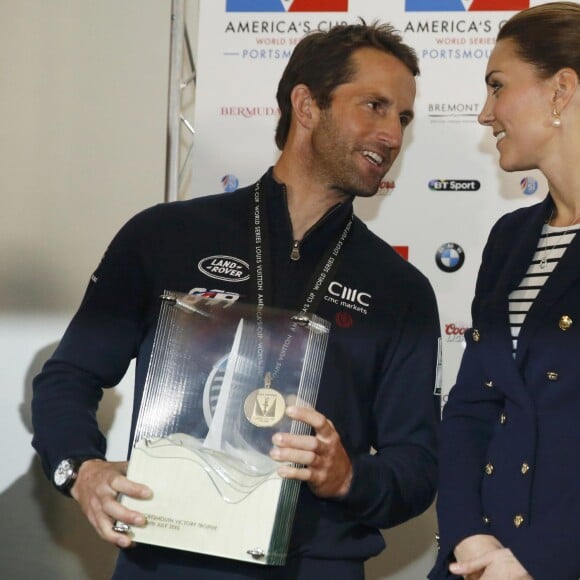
53,456,100,496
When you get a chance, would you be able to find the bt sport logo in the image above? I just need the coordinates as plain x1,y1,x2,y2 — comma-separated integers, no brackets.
429,179,480,192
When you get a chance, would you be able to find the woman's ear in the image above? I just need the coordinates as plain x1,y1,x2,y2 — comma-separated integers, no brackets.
552,67,578,112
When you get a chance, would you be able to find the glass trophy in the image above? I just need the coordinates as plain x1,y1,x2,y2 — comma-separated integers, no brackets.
117,291,330,565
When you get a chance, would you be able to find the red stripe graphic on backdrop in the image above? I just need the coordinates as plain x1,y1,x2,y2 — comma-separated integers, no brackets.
289,0,348,12
469,0,528,10
393,246,409,261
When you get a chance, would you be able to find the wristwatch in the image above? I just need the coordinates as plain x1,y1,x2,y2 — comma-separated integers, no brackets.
53,457,94,496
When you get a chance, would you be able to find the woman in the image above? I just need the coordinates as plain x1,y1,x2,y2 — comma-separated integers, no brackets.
430,3,580,579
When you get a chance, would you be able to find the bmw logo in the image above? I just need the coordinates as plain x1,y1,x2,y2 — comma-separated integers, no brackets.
436,242,465,273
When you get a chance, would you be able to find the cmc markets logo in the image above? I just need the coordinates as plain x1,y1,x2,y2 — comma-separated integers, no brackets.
520,176,539,196
436,242,465,272
406,0,528,11
429,179,480,191
325,281,371,315
227,0,348,12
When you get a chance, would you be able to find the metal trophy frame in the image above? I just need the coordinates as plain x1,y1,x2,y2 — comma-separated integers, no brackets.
118,291,330,565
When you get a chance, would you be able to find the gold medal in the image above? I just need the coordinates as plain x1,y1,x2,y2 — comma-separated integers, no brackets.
244,372,286,428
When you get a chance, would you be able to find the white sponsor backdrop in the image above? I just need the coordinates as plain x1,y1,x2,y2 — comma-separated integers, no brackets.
186,0,559,576
1,1,570,579
190,0,553,408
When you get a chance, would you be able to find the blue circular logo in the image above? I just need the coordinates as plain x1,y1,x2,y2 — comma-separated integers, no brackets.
221,174,239,193
436,243,465,273
520,176,538,196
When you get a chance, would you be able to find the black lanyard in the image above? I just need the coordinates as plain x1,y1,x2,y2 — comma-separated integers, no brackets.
249,176,353,313
248,176,353,378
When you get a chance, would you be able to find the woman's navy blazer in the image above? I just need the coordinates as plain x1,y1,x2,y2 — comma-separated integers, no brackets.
431,194,580,580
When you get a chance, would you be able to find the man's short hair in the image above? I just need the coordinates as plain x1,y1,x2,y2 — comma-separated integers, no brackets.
275,21,419,150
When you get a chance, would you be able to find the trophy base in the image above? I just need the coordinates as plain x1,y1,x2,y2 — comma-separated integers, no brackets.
120,436,286,565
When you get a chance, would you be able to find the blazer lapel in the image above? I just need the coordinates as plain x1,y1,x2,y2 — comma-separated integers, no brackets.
496,196,553,297
516,215,580,359
477,197,551,348
476,197,552,406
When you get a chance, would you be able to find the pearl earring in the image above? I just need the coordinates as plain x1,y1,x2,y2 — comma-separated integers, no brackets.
552,107,561,128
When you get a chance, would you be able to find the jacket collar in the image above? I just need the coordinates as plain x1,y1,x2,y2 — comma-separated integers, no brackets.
261,167,354,253
496,195,554,298
516,196,580,360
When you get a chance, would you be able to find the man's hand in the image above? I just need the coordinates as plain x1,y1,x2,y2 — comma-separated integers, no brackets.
451,540,532,580
71,459,152,548
269,405,352,498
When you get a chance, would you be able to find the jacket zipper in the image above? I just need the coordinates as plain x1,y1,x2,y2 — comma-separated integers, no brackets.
284,187,347,262
290,241,301,261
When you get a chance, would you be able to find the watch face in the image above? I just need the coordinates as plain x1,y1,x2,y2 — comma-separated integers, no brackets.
54,459,73,487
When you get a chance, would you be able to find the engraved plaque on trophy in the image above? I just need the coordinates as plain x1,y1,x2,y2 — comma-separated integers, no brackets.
117,291,330,566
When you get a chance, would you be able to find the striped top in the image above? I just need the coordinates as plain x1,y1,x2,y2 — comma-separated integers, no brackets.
508,222,580,356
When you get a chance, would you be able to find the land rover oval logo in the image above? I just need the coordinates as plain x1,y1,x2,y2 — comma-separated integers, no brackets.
198,255,250,283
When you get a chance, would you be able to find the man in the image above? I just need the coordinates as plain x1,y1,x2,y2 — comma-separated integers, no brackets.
32,22,440,579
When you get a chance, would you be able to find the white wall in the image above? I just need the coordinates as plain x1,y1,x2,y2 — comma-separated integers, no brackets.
1,1,169,577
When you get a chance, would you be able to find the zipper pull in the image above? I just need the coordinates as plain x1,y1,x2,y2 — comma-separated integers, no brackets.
290,241,300,261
